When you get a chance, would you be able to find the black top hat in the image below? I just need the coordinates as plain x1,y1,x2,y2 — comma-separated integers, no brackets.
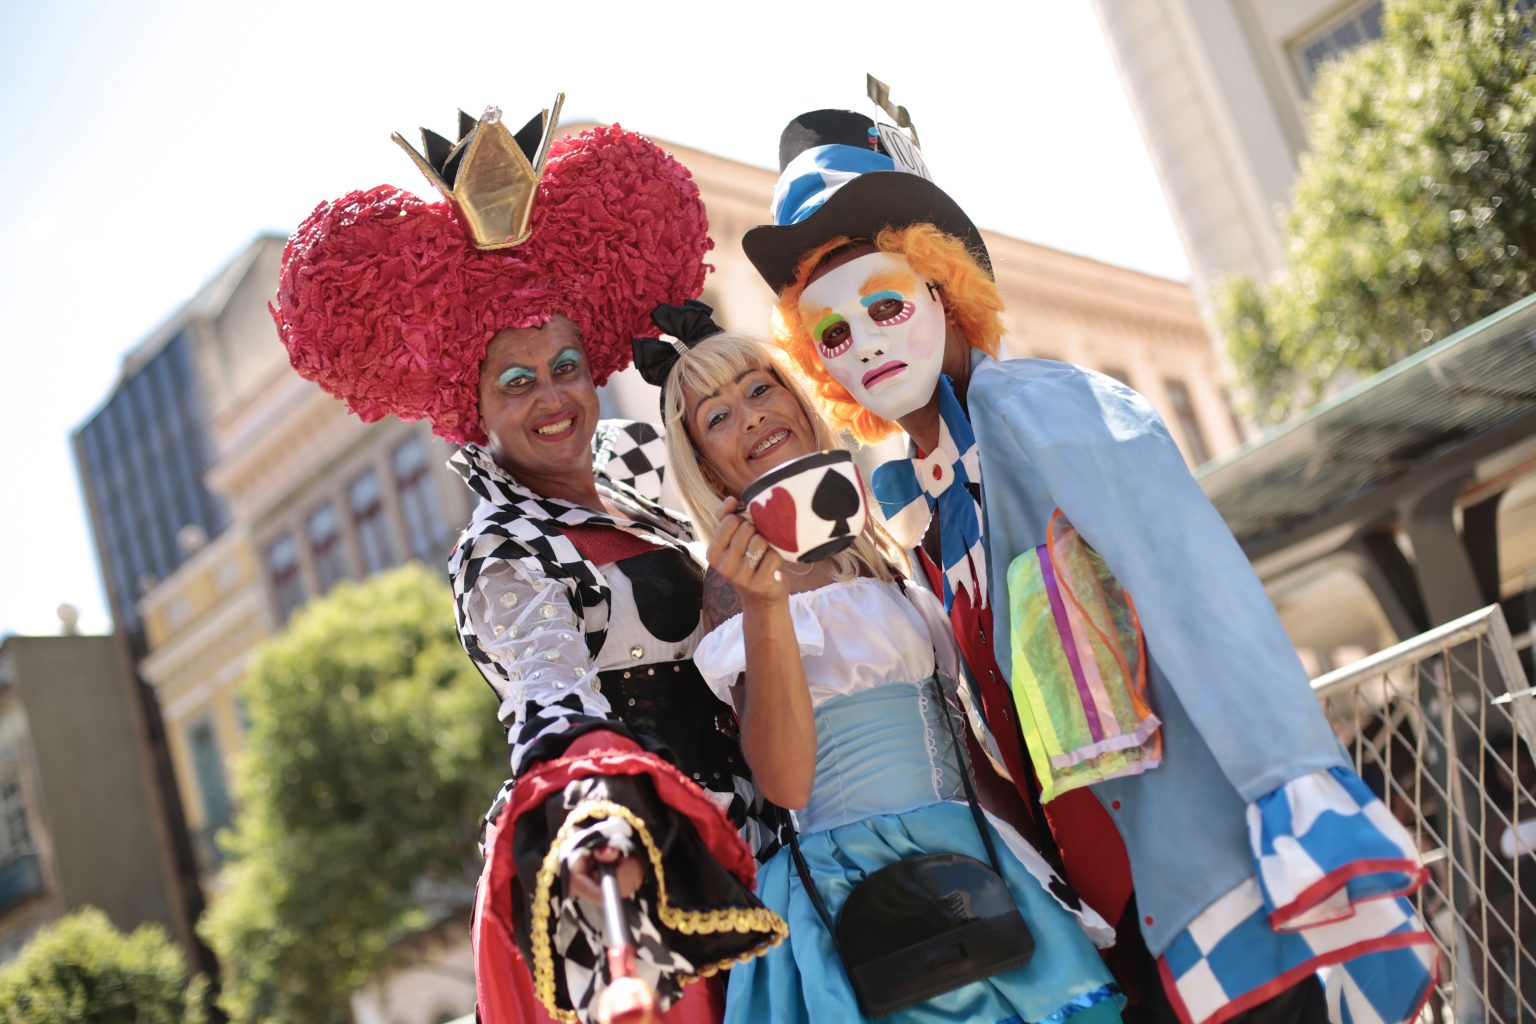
742,109,990,295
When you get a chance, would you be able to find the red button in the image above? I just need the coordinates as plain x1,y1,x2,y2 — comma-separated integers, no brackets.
932,465,943,481
1111,800,1122,810
1144,916,1154,926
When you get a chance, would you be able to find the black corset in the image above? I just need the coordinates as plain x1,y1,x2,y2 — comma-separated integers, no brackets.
599,658,743,787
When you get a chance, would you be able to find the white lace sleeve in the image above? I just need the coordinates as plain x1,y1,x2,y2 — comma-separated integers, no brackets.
467,560,613,774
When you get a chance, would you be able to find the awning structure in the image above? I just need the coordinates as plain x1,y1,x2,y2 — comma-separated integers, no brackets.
1201,293,1536,563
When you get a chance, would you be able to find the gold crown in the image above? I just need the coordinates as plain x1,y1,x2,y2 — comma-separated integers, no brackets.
392,95,565,250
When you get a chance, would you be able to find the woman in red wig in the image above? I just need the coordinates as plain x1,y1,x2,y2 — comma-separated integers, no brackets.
274,102,785,1024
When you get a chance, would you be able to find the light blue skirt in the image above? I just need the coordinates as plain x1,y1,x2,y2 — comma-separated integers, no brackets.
725,800,1123,1023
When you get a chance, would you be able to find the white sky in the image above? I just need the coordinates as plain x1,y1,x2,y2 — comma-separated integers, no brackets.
0,0,1189,639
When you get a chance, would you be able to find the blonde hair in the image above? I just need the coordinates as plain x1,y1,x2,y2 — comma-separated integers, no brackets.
771,223,1005,444
662,330,897,583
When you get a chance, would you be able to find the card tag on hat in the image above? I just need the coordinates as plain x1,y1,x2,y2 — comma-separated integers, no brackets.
877,123,932,181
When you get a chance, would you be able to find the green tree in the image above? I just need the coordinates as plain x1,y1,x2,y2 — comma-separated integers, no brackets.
198,564,503,1023
0,907,206,1024
1218,0,1536,421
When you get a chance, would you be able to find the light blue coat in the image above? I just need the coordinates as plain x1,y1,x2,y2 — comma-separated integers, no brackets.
963,350,1345,955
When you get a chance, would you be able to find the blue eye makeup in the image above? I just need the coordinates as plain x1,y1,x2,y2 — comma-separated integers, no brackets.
551,346,583,371
859,290,904,307
497,366,536,388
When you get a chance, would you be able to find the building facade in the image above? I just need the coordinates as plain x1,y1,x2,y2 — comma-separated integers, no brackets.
0,635,181,961
1089,0,1392,302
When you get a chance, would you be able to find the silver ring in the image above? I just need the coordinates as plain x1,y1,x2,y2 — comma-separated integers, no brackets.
745,544,765,568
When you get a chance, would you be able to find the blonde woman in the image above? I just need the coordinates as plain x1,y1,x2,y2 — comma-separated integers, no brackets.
649,321,1122,1024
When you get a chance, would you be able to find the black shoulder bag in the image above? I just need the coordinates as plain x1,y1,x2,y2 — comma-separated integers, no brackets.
787,679,1036,1018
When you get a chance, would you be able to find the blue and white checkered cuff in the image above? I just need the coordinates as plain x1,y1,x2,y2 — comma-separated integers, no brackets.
1246,767,1426,930
1160,878,1435,1024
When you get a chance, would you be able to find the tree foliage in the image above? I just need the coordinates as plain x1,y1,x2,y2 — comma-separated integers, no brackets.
0,907,206,1024
1217,0,1536,421
198,564,503,1023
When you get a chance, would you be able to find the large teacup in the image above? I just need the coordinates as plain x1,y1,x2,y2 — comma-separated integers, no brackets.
740,450,868,563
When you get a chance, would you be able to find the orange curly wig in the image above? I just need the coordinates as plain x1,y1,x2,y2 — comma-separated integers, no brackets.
771,223,1004,443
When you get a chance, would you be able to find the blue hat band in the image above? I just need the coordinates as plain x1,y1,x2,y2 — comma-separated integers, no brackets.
770,144,900,228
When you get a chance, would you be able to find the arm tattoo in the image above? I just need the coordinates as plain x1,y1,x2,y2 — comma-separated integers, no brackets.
701,568,743,633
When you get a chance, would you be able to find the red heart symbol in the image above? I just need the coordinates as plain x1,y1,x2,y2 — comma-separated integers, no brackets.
748,487,798,552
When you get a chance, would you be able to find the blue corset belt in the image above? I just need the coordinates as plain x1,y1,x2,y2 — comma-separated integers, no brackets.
798,680,965,835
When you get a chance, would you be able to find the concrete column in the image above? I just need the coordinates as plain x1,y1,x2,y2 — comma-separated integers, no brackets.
1340,530,1429,642
1400,476,1497,927
1402,476,1485,627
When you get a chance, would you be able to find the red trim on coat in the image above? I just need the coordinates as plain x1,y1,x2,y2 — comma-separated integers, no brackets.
1267,859,1430,931
506,745,758,887
473,741,753,1023
1156,930,1436,1024
474,787,533,1023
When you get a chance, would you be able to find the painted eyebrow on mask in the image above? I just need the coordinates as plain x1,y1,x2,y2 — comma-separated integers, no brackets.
858,267,917,297
813,312,847,337
859,290,903,308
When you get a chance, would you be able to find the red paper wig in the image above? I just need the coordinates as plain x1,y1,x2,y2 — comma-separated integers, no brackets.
273,124,713,445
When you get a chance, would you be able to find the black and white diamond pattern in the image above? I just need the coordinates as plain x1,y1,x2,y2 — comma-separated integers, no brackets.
593,420,668,505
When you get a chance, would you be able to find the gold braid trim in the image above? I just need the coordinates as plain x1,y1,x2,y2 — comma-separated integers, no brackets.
531,798,788,1021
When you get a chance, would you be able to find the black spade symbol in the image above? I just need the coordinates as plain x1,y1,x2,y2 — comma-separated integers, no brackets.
811,470,860,538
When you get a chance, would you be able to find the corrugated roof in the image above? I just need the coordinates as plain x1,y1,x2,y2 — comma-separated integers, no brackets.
1200,293,1536,549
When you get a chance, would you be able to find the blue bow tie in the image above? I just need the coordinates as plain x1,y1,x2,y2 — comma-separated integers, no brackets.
870,376,987,612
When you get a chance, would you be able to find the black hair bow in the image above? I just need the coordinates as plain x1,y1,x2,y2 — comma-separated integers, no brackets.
632,299,724,388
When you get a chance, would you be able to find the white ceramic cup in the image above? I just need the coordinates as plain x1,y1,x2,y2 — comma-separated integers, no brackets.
739,449,869,563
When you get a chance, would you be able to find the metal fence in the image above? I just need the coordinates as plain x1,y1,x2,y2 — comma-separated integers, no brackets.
1312,605,1535,1023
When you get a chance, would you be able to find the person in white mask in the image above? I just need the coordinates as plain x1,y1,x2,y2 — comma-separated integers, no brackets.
744,100,1438,1024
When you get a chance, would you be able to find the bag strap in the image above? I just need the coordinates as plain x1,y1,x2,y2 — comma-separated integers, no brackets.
933,676,1005,876
786,676,1005,938
789,828,839,937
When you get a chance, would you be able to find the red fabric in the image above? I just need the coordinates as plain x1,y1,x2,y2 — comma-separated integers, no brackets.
474,789,533,1023
507,746,757,887
562,729,642,759
474,743,752,1023
557,523,662,566
473,869,726,1024
917,551,1134,930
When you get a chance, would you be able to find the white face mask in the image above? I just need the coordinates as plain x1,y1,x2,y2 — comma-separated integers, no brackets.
799,252,947,421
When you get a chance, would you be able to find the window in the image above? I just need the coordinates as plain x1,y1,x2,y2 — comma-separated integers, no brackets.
1290,2,1383,90
187,717,234,833
0,773,32,862
1164,379,1213,466
306,502,349,593
187,717,233,872
349,470,398,576
394,437,446,563
266,532,307,622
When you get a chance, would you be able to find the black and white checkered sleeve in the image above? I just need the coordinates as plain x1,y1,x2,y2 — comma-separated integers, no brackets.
460,556,612,775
